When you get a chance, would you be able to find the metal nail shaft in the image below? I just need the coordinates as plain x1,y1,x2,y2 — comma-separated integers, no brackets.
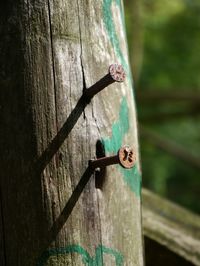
89,154,119,169
89,146,136,170
84,64,126,100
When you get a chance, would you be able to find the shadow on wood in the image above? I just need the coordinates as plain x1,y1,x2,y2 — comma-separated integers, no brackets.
35,95,88,174
37,166,94,259
48,167,93,239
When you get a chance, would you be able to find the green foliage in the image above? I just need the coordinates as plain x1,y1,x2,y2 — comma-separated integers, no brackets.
125,0,200,213
140,0,200,89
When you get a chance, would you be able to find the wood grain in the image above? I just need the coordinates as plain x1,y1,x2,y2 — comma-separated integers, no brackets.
0,0,143,265
142,189,200,266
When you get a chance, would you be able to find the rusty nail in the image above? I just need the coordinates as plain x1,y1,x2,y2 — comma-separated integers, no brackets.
89,146,136,170
84,64,126,100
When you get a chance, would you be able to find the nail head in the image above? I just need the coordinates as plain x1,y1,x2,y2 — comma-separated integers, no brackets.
109,64,126,82
118,146,136,169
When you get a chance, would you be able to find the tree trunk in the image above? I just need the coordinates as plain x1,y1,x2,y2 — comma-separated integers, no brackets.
0,0,143,265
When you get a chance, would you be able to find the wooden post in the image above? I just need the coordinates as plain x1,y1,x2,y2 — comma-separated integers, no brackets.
142,189,200,266
0,0,143,265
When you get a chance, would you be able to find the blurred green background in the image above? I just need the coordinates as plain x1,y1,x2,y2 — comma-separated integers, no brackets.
124,0,200,213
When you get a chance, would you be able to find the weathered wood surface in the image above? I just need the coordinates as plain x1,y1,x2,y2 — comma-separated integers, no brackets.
142,188,200,266
0,0,143,265
0,189,5,266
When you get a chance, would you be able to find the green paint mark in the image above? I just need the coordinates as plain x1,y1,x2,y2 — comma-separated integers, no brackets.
102,0,132,84
102,97,141,197
103,0,127,70
103,97,129,154
37,244,123,266
122,164,141,198
102,1,141,197
36,245,90,266
95,245,124,266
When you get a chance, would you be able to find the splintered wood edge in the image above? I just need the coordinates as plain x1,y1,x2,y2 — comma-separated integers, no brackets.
142,188,200,266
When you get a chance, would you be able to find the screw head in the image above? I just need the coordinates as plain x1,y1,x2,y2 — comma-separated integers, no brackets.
109,64,126,82
118,146,136,169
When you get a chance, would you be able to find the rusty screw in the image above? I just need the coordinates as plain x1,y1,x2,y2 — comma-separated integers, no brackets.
89,146,136,170
84,64,126,100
